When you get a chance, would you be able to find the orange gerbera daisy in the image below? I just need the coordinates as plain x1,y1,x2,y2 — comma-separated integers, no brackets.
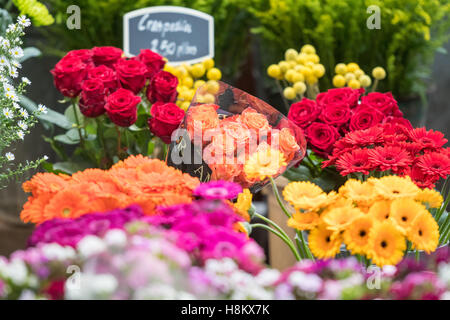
287,211,320,230
20,194,53,224
22,172,70,195
111,154,154,169
43,190,91,220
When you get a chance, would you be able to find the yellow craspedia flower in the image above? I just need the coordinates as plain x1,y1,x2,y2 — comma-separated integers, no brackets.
335,63,347,75
359,75,372,87
308,224,342,259
312,64,325,77
367,220,406,267
267,64,282,78
295,53,308,65
322,207,363,232
282,181,328,211
244,146,287,181
415,188,443,209
306,75,318,85
390,198,426,232
344,72,356,82
206,68,222,81
202,58,214,70
206,80,220,94
191,63,206,78
407,212,439,254
278,61,290,73
368,200,392,221
182,76,194,88
202,93,215,103
284,69,296,82
14,0,54,26
343,215,375,255
332,75,346,88
348,79,361,89
285,48,298,61
354,69,364,78
283,87,296,100
179,89,194,101
291,72,304,83
372,67,386,80
293,81,306,94
346,63,360,72
288,60,297,69
307,54,320,64
180,101,190,111
301,44,316,54
287,211,320,231
233,188,252,222
372,176,420,200
339,179,378,207
194,80,206,89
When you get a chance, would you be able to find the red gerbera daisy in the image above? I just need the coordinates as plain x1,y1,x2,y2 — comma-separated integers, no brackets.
342,125,384,147
407,165,439,189
367,145,412,173
408,128,448,151
416,152,450,179
336,149,372,175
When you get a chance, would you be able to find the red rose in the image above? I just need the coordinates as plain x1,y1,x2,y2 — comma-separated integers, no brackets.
361,92,402,116
316,87,364,108
104,88,141,127
350,105,384,131
147,70,178,103
65,49,93,65
319,102,351,127
50,56,88,98
148,102,185,144
305,122,340,156
288,98,320,129
92,46,123,68
79,79,106,117
87,65,119,93
115,58,147,94
137,49,166,79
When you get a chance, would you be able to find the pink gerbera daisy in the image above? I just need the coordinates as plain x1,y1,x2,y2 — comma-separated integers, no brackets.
368,145,412,173
336,149,372,175
408,128,448,151
416,152,450,179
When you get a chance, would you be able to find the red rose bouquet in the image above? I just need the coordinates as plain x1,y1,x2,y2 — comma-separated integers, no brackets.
167,82,307,192
44,47,185,172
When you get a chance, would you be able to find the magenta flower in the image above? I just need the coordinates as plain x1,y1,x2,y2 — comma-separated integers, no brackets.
193,181,243,200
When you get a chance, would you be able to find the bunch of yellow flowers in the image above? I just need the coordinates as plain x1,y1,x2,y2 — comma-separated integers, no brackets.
283,176,442,267
164,58,222,111
266,44,325,100
332,62,386,90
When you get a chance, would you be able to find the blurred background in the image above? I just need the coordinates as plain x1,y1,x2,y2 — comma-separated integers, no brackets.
1,0,449,256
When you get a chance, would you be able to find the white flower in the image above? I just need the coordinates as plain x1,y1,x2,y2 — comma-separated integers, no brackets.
12,60,22,69
3,82,15,94
4,259,27,285
19,108,28,119
288,271,323,293
9,47,24,59
104,229,127,248
255,268,281,287
1,38,10,49
17,130,25,140
42,243,76,261
65,273,118,300
21,77,30,84
3,108,13,119
12,102,20,109
37,104,47,114
5,152,15,161
43,155,49,160
9,66,18,78
0,55,8,66
77,235,106,258
18,16,31,27
18,120,28,130
6,91,19,101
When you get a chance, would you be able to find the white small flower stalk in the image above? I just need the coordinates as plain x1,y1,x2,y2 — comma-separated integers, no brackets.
0,16,47,188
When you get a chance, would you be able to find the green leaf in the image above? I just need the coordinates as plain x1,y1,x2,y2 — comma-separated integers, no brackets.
128,124,146,132
19,47,42,63
52,161,93,175
64,105,84,126
20,95,73,130
147,140,155,155
283,165,313,181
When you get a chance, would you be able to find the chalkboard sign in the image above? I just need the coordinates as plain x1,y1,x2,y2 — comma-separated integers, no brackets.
123,6,214,65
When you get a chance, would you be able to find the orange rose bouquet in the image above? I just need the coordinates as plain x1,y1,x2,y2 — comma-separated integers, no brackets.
167,82,307,192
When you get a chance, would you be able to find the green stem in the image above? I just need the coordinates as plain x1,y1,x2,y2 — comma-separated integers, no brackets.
253,212,291,241
72,100,85,147
251,223,301,261
439,216,450,245
297,230,314,260
436,182,450,225
415,250,420,262
270,177,291,218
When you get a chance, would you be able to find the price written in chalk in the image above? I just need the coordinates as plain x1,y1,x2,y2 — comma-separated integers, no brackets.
123,6,214,65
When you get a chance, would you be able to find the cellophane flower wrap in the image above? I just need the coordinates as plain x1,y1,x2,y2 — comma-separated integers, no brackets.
167,82,307,192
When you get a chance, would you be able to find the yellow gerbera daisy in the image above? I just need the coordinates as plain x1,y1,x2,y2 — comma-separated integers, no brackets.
372,176,420,200
390,198,426,232
322,207,363,232
407,212,439,253
282,181,328,211
343,215,374,255
308,224,342,259
414,188,443,209
339,179,378,206
368,200,391,221
233,188,252,221
367,221,406,267
287,211,320,231
244,147,287,180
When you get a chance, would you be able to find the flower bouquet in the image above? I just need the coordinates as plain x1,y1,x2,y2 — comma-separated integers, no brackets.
167,81,307,192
